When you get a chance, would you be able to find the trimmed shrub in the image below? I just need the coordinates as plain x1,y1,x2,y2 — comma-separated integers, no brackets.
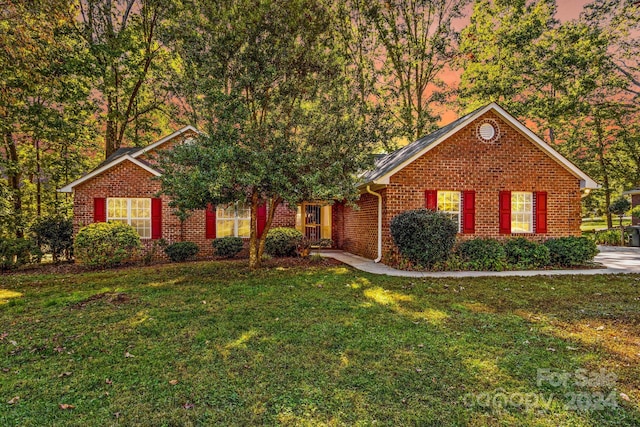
0,238,41,271
164,241,199,262
456,238,507,271
504,238,550,268
265,227,303,257
544,236,598,267
592,229,628,246
30,215,73,262
390,209,457,268
74,222,141,267
212,237,244,258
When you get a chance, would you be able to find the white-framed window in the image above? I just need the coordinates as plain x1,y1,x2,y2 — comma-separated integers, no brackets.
216,201,251,238
437,191,461,232
511,192,533,233
107,198,151,238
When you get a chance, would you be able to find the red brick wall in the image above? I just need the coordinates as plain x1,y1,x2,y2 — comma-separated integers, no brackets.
341,191,384,259
272,203,297,228
72,159,294,260
340,111,583,260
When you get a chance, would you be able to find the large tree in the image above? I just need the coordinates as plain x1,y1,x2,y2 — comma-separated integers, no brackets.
75,0,176,158
159,0,380,268
458,0,640,227
0,0,96,237
344,0,471,141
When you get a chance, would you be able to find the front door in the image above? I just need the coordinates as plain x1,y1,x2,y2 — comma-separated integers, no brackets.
304,204,322,240
297,203,332,242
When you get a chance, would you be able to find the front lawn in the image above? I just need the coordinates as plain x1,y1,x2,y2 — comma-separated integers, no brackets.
1,260,639,425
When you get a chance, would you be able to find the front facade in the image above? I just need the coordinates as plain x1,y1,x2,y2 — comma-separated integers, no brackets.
60,103,597,261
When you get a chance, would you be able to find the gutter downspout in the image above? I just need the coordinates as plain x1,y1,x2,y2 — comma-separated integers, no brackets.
366,185,383,263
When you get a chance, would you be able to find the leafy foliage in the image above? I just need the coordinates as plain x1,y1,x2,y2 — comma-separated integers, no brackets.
590,229,629,246
0,238,41,271
164,241,199,262
265,228,303,258
456,238,507,271
74,222,141,267
30,215,74,262
158,0,380,268
212,237,244,258
390,209,457,268
544,236,599,267
609,197,631,217
504,238,551,268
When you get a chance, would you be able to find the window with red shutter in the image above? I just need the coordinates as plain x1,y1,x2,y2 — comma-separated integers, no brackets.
462,191,475,234
205,204,216,239
151,198,162,239
94,198,106,223
499,191,512,234
425,190,437,210
535,191,548,234
257,203,267,238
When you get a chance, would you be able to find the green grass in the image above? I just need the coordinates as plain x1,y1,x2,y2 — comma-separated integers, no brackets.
1,260,639,426
581,218,631,231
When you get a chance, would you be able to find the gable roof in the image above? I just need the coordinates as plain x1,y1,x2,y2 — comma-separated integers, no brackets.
58,126,198,193
58,154,161,193
131,125,201,159
361,102,599,189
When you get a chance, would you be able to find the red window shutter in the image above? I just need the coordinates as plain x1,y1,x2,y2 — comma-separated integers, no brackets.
94,198,106,223
205,204,216,239
462,191,476,234
499,191,512,234
425,190,437,210
151,198,162,239
535,191,548,234
257,203,267,238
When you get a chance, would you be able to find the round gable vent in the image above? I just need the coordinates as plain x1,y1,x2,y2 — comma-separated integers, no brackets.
476,119,500,143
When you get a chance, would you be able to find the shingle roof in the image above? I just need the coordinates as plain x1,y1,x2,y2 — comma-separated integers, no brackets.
360,105,485,184
94,147,142,170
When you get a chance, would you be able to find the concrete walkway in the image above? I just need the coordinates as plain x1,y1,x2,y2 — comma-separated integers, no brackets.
316,246,640,278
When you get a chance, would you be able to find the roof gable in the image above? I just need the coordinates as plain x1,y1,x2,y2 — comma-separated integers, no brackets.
361,103,598,189
132,125,201,159
56,125,201,193
58,155,161,193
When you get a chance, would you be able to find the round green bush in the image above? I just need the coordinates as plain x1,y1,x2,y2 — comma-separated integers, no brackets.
456,238,507,271
544,236,598,267
212,237,244,258
164,241,199,262
504,238,550,268
265,227,303,257
390,209,457,268
74,222,141,267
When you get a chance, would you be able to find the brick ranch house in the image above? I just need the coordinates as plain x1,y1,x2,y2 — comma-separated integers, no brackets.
59,103,598,261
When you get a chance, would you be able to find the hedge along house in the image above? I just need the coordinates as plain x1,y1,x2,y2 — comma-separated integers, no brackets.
60,103,597,261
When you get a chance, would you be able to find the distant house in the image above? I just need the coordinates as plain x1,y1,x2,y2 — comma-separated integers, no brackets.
59,103,598,261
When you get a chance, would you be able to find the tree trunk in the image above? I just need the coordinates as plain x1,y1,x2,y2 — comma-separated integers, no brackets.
248,191,260,269
35,137,41,217
256,197,282,261
105,117,118,159
595,116,612,229
4,131,23,238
